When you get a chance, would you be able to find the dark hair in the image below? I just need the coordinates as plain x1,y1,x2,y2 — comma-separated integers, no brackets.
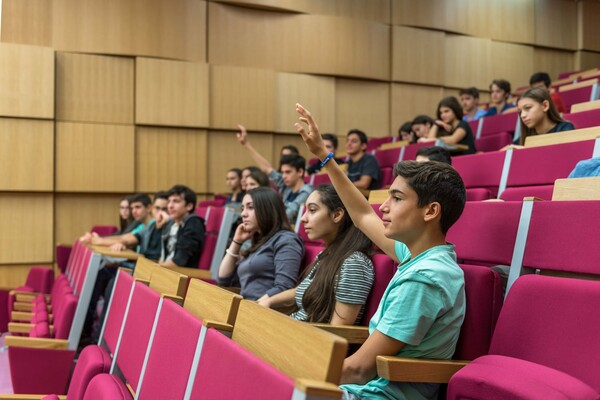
411,115,435,127
228,168,242,179
167,184,197,211
398,121,416,143
490,79,511,96
393,161,466,234
529,72,551,88
347,129,368,145
279,154,306,172
247,169,270,187
154,191,169,201
281,145,300,155
243,166,261,175
119,196,133,232
518,87,566,146
243,187,292,256
301,185,372,323
459,87,480,98
437,96,464,121
416,146,452,165
129,193,152,207
322,133,338,150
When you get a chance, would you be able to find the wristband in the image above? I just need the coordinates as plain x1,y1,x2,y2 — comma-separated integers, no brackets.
320,152,335,168
232,239,243,246
225,249,240,259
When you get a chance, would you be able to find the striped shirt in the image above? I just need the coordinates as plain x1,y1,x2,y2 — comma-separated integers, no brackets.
290,251,374,324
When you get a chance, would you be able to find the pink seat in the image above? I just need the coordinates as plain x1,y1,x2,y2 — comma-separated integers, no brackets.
478,113,518,138
362,254,395,324
83,374,132,400
560,83,599,112
366,136,394,152
99,270,135,353
401,142,432,161
300,244,324,274
373,147,401,168
58,345,112,400
453,151,506,199
90,225,119,237
475,131,512,152
448,275,600,400
499,185,554,201
195,206,208,219
465,188,492,201
198,198,227,207
311,173,333,186
380,167,394,187
9,267,54,318
56,244,72,274
563,108,600,129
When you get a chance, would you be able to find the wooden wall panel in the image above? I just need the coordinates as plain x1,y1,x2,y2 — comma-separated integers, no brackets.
578,1,600,52
0,43,54,119
1,0,52,47
392,26,444,85
0,194,53,263
275,73,335,134
0,118,53,191
335,79,390,138
488,0,534,44
136,58,210,128
52,0,206,61
210,65,276,131
207,130,273,194
208,3,390,80
535,0,577,50
391,84,443,135
56,53,134,124
575,51,600,71
55,194,124,246
490,42,534,90
444,35,490,90
56,123,135,192
534,48,575,81
391,0,448,32
0,264,53,290
136,127,208,193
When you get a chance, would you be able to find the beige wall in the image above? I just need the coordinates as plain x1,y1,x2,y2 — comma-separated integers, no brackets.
0,0,598,285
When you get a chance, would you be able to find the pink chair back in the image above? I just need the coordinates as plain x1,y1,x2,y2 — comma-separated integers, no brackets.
380,167,394,187
49,293,78,339
560,83,598,112
83,374,132,400
479,113,518,137
91,225,119,237
475,132,513,152
401,142,432,161
366,136,394,152
100,270,135,353
453,151,506,198
362,254,395,324
195,206,208,219
67,345,112,400
373,147,401,168
24,267,55,294
198,198,227,207
300,244,324,274
312,173,333,186
563,108,600,129
56,244,72,274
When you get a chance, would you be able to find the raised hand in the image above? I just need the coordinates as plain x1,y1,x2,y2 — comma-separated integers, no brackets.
236,124,248,146
155,210,171,229
295,103,328,160
233,222,254,244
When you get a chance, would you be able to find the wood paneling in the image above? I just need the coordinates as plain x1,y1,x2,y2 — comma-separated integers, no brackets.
578,1,600,52
491,41,534,91
52,0,206,61
335,79,390,138
136,127,208,193
0,264,54,290
1,0,52,47
575,51,600,71
210,65,276,131
55,194,124,246
275,73,335,134
535,0,577,50
56,53,134,124
0,118,53,191
55,123,135,192
207,130,273,194
208,3,390,80
444,35,491,90
534,48,575,81
0,194,53,263
392,26,444,85
488,0,535,45
391,0,448,32
136,58,210,128
391,84,443,135
0,43,54,119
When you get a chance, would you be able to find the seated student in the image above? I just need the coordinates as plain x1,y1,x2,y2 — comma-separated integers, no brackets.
346,129,382,193
118,196,140,234
236,124,313,222
418,97,477,155
459,87,487,122
281,144,300,156
307,133,345,175
240,166,262,192
415,146,452,165
156,184,206,268
245,169,271,190
410,115,435,141
529,71,567,113
514,87,575,147
398,121,417,144
296,103,466,400
218,187,304,301
485,79,516,116
225,168,244,205
259,184,374,324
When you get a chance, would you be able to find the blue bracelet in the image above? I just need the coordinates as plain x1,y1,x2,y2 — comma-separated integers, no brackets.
319,152,335,168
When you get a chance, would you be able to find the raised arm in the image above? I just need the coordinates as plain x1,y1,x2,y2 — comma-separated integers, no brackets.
236,124,274,175
295,104,399,263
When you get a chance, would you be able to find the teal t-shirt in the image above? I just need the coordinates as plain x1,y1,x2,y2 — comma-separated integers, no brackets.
341,241,466,400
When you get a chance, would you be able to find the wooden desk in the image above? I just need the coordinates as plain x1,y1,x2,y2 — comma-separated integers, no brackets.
89,245,139,260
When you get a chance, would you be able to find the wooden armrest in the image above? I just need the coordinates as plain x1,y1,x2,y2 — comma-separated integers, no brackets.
311,324,370,344
162,266,212,280
222,286,241,294
118,267,134,275
13,302,34,312
11,311,33,322
14,293,45,302
161,294,184,306
376,356,469,383
202,319,233,333
5,336,69,350
135,278,150,286
295,379,342,398
0,395,66,400
8,322,34,334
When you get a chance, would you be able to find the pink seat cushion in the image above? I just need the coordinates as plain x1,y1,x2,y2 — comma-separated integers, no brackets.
448,355,600,400
465,188,492,201
68,345,112,400
32,309,49,324
30,321,51,338
83,374,133,400
41,396,60,400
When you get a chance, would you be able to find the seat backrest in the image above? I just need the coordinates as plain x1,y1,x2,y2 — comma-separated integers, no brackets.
83,373,132,400
373,147,401,168
183,278,242,327
191,328,295,400
312,172,333,186
52,293,78,340
231,300,347,384
300,244,324,275
133,256,156,282
479,113,518,138
454,264,503,360
24,267,55,294
563,108,600,129
91,225,119,237
490,275,600,394
452,151,506,193
204,206,224,233
366,136,394,152
68,345,112,400
99,270,135,352
362,254,395,324
148,265,189,299
401,142,432,161
380,167,394,187
559,80,599,112
475,132,513,152
499,185,554,201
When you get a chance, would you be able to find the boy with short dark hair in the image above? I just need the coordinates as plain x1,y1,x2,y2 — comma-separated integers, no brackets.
296,104,466,400
416,146,452,165
459,87,486,122
345,129,381,193
529,71,566,113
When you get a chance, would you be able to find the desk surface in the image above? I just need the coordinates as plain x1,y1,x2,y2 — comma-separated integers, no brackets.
89,245,139,260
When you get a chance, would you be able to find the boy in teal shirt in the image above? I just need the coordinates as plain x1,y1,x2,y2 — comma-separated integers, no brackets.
296,104,466,400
